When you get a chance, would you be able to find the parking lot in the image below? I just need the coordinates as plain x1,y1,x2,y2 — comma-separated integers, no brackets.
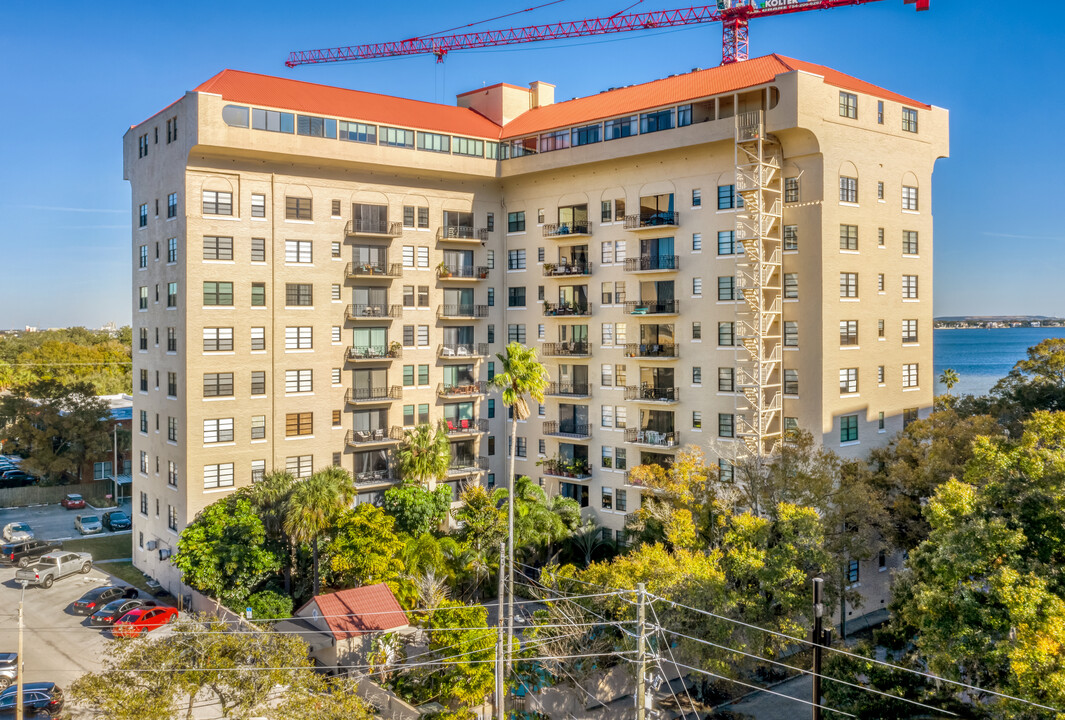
0,501,132,545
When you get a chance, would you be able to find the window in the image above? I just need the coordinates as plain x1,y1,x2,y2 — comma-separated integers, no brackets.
487,250,495,269
781,225,797,252
138,327,148,350
251,460,266,483
615,364,627,387
166,192,177,219
167,237,177,263
717,185,742,210
418,365,429,386
840,415,858,443
839,273,858,298
604,115,637,140
692,321,702,340
846,559,860,584
138,203,147,227
839,92,858,119
286,283,313,306
840,320,858,346
251,327,265,351
402,326,415,347
285,326,313,350
164,326,176,352
602,323,614,346
508,249,526,270
692,233,702,252
286,455,313,479
878,274,885,292
203,373,233,397
718,322,734,347
402,365,415,387
168,460,178,487
784,369,799,395
202,191,232,216
203,418,234,444
902,107,919,133
784,177,799,203
251,282,266,307
250,237,266,262
167,372,177,397
508,287,526,307
878,228,885,247
877,181,884,200
508,324,526,344
486,213,495,232
251,194,265,218
692,411,702,429
508,211,526,232
717,231,736,255
601,282,613,305
693,277,702,296
203,282,233,306
286,196,312,220
878,319,885,338
839,225,858,251
203,236,233,261
417,247,429,268
331,199,341,217
903,319,918,343
285,240,312,264
717,277,734,301
139,369,148,392
515,437,527,458
839,177,857,203
417,326,429,346
331,284,341,302
902,186,919,211
339,121,377,144
840,368,858,394
285,369,313,393
138,134,148,158
718,413,734,438
877,100,884,124
903,230,919,255
784,321,798,347
902,275,919,299
165,282,177,308
601,363,613,386
139,410,148,433
286,412,313,437
878,365,885,384
601,405,614,429
251,415,266,440
640,108,674,133
903,363,919,388
903,407,919,428
418,207,429,228
418,131,450,153
691,188,702,208
784,273,798,299
784,417,799,438
203,463,235,489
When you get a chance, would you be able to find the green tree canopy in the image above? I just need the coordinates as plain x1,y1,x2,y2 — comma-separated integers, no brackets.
384,480,452,535
991,338,1065,418
395,423,451,486
0,327,131,395
284,466,355,596
326,503,405,591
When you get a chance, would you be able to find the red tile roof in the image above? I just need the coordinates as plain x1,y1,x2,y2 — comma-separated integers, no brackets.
302,583,408,640
195,69,502,138
500,54,929,138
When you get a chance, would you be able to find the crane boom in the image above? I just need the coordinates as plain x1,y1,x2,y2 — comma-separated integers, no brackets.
286,0,927,68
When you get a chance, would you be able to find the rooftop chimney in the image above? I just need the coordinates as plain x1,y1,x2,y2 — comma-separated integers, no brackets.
529,81,555,109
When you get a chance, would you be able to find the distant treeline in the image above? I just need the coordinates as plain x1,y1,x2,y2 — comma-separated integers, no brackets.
0,327,132,395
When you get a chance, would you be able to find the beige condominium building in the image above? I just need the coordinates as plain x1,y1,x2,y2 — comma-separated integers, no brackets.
124,54,948,620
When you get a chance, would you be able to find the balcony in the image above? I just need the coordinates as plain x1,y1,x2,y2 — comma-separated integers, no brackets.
353,468,397,486
346,219,403,238
543,302,592,317
438,304,489,319
541,459,593,480
438,381,488,398
625,428,680,448
623,211,680,230
624,343,679,359
625,300,680,316
443,418,489,436
345,262,403,279
439,343,489,359
625,385,679,403
542,421,591,440
345,386,402,404
347,344,402,362
346,304,402,321
543,262,592,278
545,382,591,398
625,256,679,273
437,265,490,281
436,226,484,242
541,342,591,358
345,427,404,447
542,222,592,238
448,456,489,476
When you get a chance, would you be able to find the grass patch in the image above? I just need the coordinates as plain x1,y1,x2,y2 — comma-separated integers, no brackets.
99,560,155,595
61,533,133,562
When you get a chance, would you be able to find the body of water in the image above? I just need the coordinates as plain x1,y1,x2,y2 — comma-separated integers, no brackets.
933,327,1065,397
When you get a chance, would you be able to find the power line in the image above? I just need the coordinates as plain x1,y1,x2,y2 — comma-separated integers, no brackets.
649,601,699,719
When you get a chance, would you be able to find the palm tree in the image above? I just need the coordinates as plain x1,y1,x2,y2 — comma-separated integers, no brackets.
395,423,451,488
283,466,356,596
490,342,549,671
570,519,606,567
242,471,295,592
939,368,959,394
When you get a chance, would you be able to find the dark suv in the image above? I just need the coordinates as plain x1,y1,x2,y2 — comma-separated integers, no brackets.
0,682,64,717
0,539,63,568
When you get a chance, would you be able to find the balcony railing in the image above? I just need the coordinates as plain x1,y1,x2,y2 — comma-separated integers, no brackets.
545,382,591,398
443,418,489,435
346,219,403,237
346,304,402,321
437,265,490,280
439,343,489,359
438,304,489,319
345,262,403,279
543,421,591,439
448,456,489,475
624,343,679,359
437,226,478,241
541,342,590,357
625,300,680,315
542,262,592,277
543,302,592,317
347,345,402,361
345,427,404,446
438,381,488,398
623,211,680,229
625,429,680,447
353,468,396,485
345,386,402,404
541,460,593,480
542,222,592,238
625,256,679,272
625,385,679,403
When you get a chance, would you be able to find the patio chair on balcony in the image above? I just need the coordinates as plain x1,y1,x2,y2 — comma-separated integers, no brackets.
441,346,455,357
373,428,385,441
447,420,456,432
460,419,470,431
456,345,470,357
355,431,372,443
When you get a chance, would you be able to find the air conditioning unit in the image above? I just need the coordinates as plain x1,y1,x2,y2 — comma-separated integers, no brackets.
158,548,171,561
145,540,158,551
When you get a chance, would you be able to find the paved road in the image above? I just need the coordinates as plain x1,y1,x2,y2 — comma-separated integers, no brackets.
719,674,813,720
0,501,131,543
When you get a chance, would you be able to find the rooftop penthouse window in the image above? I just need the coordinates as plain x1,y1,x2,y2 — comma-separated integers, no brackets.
417,131,450,153
252,108,295,133
605,115,637,140
297,115,337,139
339,121,377,144
453,137,484,157
540,130,570,153
381,127,415,148
571,124,601,146
222,105,249,128
640,108,674,134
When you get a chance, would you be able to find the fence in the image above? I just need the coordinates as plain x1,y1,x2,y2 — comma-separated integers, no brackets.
355,677,422,720
0,479,112,509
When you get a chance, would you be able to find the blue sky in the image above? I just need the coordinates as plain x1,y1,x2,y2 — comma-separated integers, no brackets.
1,0,1062,328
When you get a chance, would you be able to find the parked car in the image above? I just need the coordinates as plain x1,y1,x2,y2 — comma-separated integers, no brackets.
74,514,102,535
15,551,93,588
0,654,16,690
0,539,63,568
90,598,155,627
60,494,85,510
0,682,64,718
72,585,139,616
0,473,35,489
2,523,33,542
113,606,178,637
101,510,131,532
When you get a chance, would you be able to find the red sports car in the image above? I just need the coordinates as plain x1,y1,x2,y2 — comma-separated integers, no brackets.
112,606,178,637
60,494,85,510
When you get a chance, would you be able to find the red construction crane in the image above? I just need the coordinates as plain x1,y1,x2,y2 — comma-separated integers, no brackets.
286,0,928,68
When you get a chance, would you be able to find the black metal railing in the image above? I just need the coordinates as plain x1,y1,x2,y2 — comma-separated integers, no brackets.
347,345,402,361
437,304,489,318
437,226,477,240
545,382,590,397
345,304,402,320
543,262,592,277
625,385,679,402
543,302,592,317
541,342,590,357
543,421,591,439
345,386,402,404
353,468,395,484
437,265,490,280
449,456,489,474
438,343,489,358
345,427,404,446
625,300,679,315
346,219,403,237
345,262,403,278
541,460,593,479
437,381,488,397
623,343,679,358
443,418,489,435
623,211,680,229
542,222,592,237
625,429,680,447
625,255,680,272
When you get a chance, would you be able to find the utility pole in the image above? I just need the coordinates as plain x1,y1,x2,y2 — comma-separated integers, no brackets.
636,582,647,720
17,580,27,720
496,542,506,720
811,577,824,720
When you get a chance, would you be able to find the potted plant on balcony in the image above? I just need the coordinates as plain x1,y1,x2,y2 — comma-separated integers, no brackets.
478,267,489,279
388,341,402,357
571,458,590,477
543,262,556,275
436,261,451,279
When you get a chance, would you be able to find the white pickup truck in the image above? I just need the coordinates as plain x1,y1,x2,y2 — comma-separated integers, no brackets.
15,551,93,588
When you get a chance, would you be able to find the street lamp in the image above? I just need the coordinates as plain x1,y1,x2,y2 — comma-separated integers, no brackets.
17,579,27,720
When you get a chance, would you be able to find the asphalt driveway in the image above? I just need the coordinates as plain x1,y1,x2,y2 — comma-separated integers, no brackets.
0,501,131,543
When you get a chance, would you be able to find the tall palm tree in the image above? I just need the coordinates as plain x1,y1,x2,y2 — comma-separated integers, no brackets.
490,342,549,672
395,423,451,488
939,368,959,394
570,519,606,567
283,466,356,596
242,471,295,591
